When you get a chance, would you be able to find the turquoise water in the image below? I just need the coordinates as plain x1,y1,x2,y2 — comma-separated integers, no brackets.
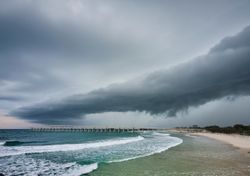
0,130,182,175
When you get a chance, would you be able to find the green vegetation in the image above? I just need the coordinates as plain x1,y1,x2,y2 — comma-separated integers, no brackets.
176,124,250,135
204,124,250,135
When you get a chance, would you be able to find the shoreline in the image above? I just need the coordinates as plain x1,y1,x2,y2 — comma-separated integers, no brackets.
192,132,250,157
168,129,250,157
90,132,250,175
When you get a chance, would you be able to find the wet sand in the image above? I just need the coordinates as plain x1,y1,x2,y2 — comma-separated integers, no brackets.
193,132,250,157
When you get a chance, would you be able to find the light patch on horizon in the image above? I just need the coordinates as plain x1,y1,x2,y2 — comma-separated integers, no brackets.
0,113,41,129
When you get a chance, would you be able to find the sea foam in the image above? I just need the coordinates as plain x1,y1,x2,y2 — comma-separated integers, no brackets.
0,136,144,157
108,132,183,163
0,155,98,176
0,132,183,176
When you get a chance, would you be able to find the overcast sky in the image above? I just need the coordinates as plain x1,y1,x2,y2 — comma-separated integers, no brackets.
1,0,250,128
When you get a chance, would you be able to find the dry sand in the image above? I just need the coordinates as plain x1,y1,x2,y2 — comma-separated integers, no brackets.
193,132,250,157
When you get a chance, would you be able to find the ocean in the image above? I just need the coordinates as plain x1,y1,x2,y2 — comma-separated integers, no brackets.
0,130,182,175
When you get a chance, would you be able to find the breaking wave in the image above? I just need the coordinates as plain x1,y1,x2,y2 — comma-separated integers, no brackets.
0,136,144,157
0,132,183,175
0,155,98,176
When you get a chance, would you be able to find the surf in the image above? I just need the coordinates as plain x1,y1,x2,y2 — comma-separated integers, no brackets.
2,140,43,146
0,131,183,176
0,155,98,176
0,136,144,157
108,133,183,163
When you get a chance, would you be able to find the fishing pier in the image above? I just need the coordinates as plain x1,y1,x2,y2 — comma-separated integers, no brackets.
31,127,160,133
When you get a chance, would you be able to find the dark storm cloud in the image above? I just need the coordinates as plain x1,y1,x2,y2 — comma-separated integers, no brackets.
12,26,250,124
0,4,135,62
0,95,24,101
0,1,140,105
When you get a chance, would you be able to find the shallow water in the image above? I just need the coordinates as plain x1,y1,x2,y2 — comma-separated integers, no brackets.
90,133,250,176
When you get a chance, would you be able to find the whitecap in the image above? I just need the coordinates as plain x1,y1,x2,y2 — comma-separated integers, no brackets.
0,136,144,157
108,135,183,163
0,155,97,176
152,132,170,136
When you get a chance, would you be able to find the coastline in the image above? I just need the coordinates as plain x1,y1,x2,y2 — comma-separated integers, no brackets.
168,128,250,158
1,130,249,175
192,132,250,157
90,132,250,175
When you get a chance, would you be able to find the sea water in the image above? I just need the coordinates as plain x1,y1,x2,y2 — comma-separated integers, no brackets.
0,130,182,175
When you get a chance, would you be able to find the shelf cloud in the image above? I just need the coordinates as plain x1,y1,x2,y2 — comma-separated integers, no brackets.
12,26,250,124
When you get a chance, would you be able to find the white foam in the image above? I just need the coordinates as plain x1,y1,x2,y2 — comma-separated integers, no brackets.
0,136,144,157
0,141,5,146
0,132,184,175
62,163,98,176
0,155,98,176
108,135,183,163
152,132,170,136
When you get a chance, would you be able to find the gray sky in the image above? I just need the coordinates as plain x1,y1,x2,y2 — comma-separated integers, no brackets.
1,0,250,128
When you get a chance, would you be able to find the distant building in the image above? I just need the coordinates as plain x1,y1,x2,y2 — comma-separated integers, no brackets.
192,125,199,129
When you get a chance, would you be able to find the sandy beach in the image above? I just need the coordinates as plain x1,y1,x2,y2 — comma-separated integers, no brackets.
193,132,250,157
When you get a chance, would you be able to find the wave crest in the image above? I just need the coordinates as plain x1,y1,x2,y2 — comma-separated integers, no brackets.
0,155,98,176
0,136,144,157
